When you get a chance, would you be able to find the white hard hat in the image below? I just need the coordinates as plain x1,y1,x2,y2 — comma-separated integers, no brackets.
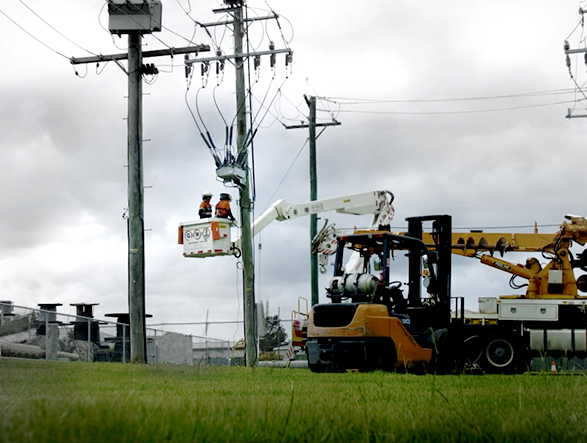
202,191,213,198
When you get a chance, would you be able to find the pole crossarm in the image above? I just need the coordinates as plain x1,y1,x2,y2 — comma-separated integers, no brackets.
565,48,587,55
199,14,279,28
70,44,211,65
284,121,341,130
185,48,292,65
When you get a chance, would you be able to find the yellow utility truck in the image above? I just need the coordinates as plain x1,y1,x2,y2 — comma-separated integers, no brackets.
306,215,587,373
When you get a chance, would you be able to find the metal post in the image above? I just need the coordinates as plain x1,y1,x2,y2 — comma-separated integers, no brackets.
234,4,257,367
47,324,59,361
122,323,127,364
153,329,157,364
45,316,48,361
308,96,319,306
277,307,281,359
205,309,209,365
87,318,91,362
127,31,147,363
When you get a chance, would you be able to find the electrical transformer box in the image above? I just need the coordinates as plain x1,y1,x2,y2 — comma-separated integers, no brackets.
178,218,234,258
108,0,162,34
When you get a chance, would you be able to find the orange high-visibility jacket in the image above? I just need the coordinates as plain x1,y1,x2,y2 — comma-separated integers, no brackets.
215,200,232,218
199,201,212,218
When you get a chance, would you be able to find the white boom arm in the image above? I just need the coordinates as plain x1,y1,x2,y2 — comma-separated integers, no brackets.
234,190,395,249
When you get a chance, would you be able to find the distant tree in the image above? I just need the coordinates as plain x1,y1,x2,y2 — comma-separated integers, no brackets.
259,315,288,353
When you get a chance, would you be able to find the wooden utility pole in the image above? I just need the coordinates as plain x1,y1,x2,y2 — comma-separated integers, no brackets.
307,96,319,306
233,4,257,367
285,97,340,306
71,3,210,363
126,31,147,363
187,1,292,366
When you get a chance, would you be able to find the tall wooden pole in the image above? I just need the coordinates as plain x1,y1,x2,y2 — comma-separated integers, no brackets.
234,5,257,366
71,5,210,365
308,96,319,306
285,96,340,306
127,31,147,363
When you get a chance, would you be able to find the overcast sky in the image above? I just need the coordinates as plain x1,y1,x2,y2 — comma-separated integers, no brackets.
1,0,586,341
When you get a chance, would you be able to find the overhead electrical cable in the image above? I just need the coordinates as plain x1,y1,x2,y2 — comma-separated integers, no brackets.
242,74,276,128
214,16,230,49
262,138,309,213
271,79,307,123
98,5,127,51
161,24,202,46
185,87,222,166
242,6,265,51
327,99,579,115
317,95,341,121
213,84,229,128
250,78,291,130
18,0,99,57
262,1,294,45
323,89,578,105
567,73,587,103
212,84,234,166
174,0,192,16
197,21,220,52
251,93,287,128
0,7,70,60
195,86,221,156
565,14,584,41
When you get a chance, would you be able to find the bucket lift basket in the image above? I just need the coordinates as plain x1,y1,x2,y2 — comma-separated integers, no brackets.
178,218,235,257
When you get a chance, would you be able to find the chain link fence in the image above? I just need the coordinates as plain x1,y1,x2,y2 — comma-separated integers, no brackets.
0,302,225,365
0,302,292,367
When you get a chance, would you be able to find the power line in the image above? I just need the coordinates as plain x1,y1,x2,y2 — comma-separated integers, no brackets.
249,77,290,133
565,15,584,41
18,0,99,57
174,0,193,16
0,7,70,60
326,99,578,116
323,89,578,105
262,137,309,212
161,23,200,46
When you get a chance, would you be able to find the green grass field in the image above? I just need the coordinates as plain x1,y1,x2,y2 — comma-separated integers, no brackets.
1,359,586,443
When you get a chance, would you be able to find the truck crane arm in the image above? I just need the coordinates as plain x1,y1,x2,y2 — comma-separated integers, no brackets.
234,190,395,250
425,214,587,257
419,214,587,299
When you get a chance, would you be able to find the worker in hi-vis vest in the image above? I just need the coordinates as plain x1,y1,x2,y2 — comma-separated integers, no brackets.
199,191,213,218
215,193,235,221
